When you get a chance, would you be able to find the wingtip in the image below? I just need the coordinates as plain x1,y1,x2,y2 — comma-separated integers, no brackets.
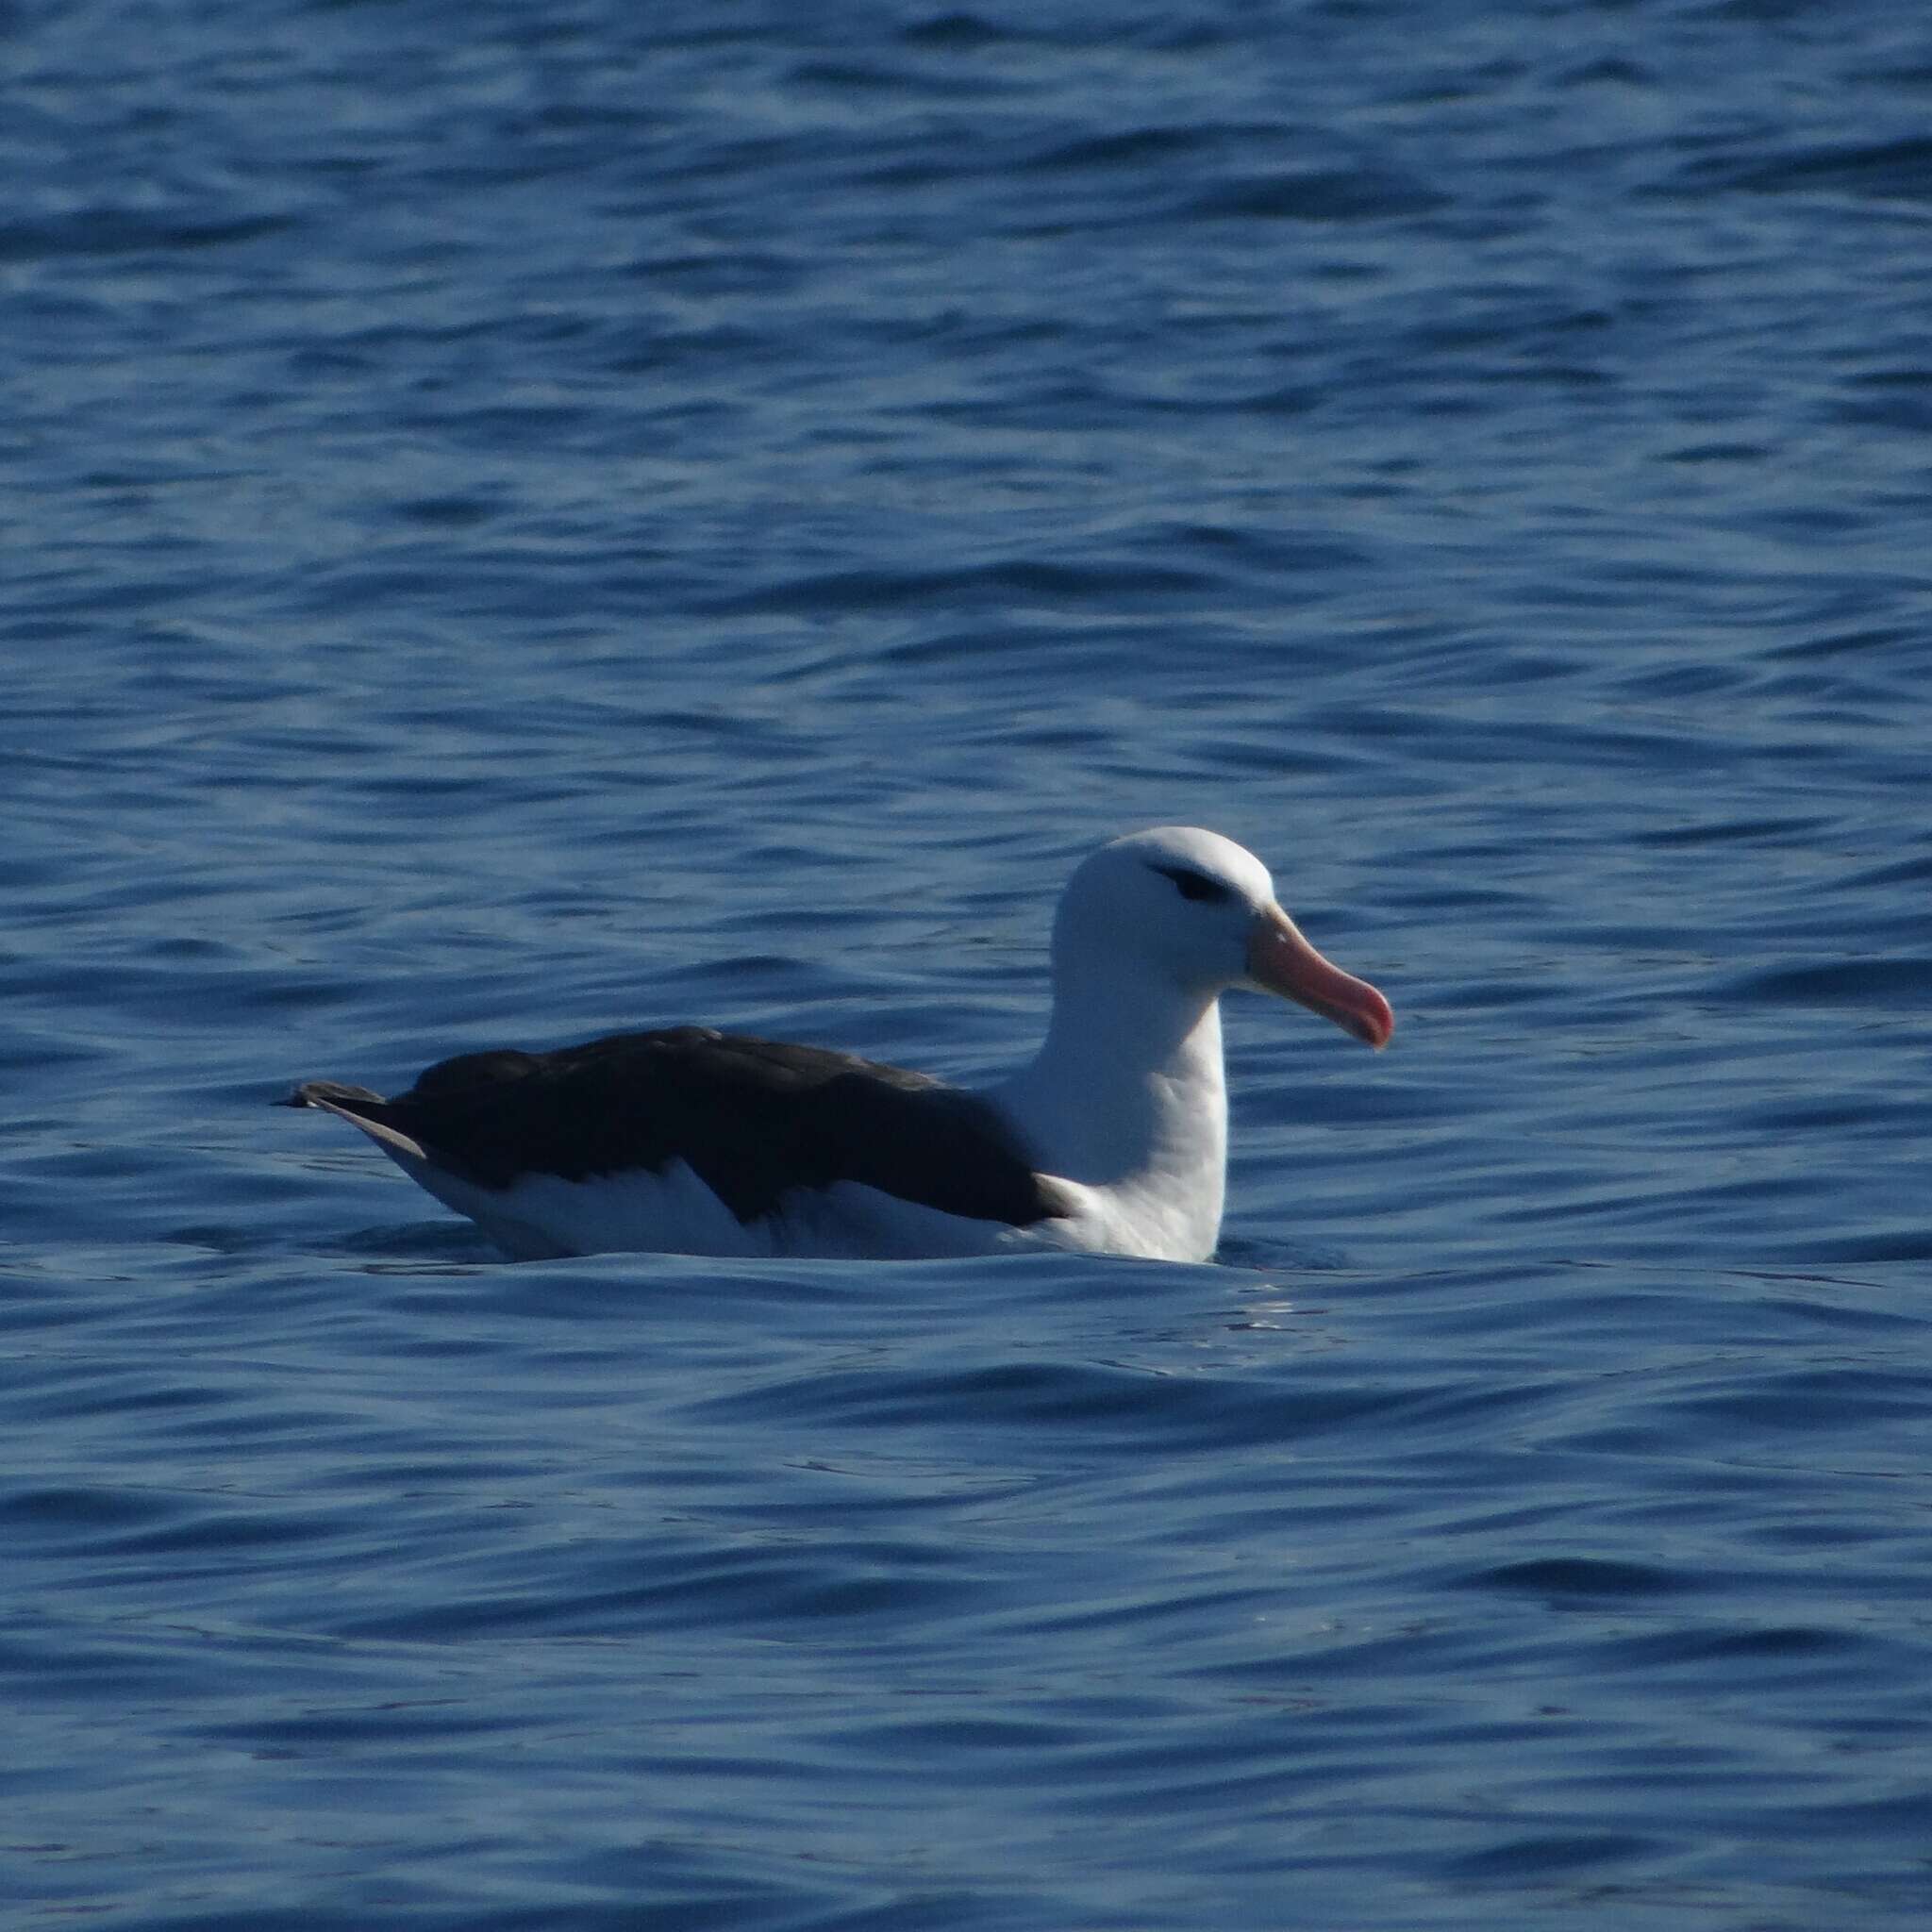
279,1079,387,1111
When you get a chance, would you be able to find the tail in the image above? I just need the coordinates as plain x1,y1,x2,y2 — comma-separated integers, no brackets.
279,1079,436,1171
279,1079,387,1111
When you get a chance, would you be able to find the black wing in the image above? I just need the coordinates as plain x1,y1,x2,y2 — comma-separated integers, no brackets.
291,1027,1063,1230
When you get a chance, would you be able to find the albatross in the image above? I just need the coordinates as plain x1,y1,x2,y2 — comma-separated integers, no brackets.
284,826,1392,1263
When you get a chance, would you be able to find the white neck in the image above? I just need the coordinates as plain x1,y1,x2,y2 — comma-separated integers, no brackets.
990,968,1230,1259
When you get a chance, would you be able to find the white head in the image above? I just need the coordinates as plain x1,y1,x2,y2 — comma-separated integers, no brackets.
1053,827,1393,1047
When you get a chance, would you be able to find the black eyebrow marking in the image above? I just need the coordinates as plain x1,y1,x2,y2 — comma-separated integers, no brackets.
1149,861,1233,905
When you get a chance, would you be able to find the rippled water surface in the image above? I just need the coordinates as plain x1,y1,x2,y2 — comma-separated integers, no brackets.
6,2,1931,1926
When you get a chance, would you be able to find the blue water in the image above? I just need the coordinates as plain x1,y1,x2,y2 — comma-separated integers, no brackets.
6,1,1931,1925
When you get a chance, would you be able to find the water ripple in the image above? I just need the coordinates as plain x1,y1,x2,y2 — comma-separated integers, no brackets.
5,0,1930,1924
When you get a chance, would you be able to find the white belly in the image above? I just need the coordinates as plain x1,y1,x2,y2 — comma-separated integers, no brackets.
396,1153,1059,1262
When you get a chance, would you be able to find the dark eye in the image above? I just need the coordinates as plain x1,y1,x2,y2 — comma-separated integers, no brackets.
1153,863,1231,905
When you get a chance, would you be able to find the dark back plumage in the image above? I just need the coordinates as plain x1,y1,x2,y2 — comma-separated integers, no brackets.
291,1026,1063,1230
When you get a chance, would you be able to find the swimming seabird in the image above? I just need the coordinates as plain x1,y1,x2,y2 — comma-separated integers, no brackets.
284,826,1392,1261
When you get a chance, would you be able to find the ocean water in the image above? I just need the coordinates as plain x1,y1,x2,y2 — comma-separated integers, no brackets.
5,1,1931,1925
